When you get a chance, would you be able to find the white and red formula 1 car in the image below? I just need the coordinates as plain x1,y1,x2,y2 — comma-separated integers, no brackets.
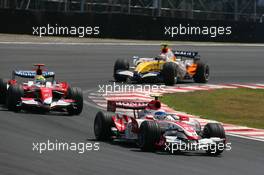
0,64,83,115
94,96,227,155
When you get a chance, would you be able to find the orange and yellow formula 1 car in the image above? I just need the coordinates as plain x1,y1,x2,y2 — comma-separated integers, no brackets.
114,51,209,86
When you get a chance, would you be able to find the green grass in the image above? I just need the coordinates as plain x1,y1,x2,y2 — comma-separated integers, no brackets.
161,88,264,129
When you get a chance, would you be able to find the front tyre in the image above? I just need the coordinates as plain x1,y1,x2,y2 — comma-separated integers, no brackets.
203,123,226,156
0,78,8,104
6,85,23,112
138,121,161,152
113,59,129,82
67,87,83,115
94,111,114,141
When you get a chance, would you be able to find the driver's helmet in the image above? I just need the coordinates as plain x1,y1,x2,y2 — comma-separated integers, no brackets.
157,54,167,61
154,111,167,120
35,75,46,85
161,43,169,53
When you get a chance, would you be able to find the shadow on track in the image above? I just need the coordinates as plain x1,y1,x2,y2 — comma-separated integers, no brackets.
87,138,223,157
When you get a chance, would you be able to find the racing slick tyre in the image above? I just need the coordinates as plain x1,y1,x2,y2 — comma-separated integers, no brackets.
162,62,177,86
0,78,8,104
203,123,226,156
66,87,83,115
6,85,23,112
193,61,209,83
138,121,161,152
94,111,114,141
113,59,129,82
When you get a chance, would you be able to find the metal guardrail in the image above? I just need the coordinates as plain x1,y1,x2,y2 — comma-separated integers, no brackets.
0,0,263,22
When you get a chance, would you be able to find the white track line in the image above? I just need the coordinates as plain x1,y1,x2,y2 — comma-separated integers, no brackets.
229,84,263,89
226,133,264,142
223,126,252,130
228,131,264,135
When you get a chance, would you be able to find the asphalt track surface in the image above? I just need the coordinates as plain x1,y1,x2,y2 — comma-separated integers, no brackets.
0,43,264,175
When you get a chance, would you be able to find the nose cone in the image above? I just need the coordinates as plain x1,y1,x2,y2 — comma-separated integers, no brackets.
39,87,53,105
133,71,141,81
44,97,52,105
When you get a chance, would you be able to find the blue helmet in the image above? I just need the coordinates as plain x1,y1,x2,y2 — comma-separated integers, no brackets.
154,111,167,120
155,111,166,116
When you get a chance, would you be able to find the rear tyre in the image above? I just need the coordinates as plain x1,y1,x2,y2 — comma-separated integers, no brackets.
193,61,209,83
113,59,129,82
203,123,226,156
66,87,83,115
138,121,161,152
94,111,114,141
6,85,23,112
0,79,8,104
162,62,177,86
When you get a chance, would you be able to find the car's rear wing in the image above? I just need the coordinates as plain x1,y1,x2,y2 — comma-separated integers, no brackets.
107,100,149,112
12,70,55,79
174,50,200,59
